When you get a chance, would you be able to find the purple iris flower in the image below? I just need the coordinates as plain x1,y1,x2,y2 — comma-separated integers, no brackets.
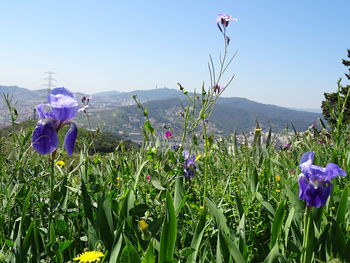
298,151,346,208
182,150,198,178
32,87,79,156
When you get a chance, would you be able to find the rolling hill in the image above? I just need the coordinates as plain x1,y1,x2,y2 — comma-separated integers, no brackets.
0,85,323,139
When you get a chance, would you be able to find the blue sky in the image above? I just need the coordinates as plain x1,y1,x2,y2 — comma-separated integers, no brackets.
0,0,349,108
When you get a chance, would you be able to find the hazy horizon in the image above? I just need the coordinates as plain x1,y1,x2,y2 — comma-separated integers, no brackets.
1,0,349,109
0,84,323,113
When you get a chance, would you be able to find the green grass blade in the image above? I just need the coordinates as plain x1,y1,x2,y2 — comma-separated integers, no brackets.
186,210,208,263
270,201,286,249
284,207,295,247
216,233,223,263
142,242,156,263
336,186,349,226
263,242,279,263
110,234,123,262
159,192,177,263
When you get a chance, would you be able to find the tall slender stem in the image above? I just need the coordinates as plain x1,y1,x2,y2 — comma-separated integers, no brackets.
301,206,312,263
85,112,96,154
202,120,209,205
49,150,56,227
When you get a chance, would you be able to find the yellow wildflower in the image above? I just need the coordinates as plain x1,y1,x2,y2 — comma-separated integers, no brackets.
275,189,281,193
275,175,281,182
255,128,262,132
116,177,122,181
199,205,205,210
331,206,336,210
73,250,104,262
195,155,202,161
139,219,148,231
56,160,65,167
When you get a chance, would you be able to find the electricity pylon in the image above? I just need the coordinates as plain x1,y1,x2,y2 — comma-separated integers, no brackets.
43,71,57,95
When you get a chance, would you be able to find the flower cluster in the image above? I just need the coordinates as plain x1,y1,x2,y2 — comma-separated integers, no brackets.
298,151,346,208
182,150,199,178
79,95,92,113
32,87,79,155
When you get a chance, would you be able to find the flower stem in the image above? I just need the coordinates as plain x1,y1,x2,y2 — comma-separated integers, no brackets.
49,151,56,226
202,120,209,205
301,206,313,263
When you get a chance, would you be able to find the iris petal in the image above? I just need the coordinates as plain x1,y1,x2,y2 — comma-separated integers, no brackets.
64,122,78,156
298,174,309,200
32,121,59,154
48,88,79,121
49,87,75,100
300,151,314,165
325,163,347,181
303,183,332,208
299,151,315,178
51,106,78,121
36,104,51,119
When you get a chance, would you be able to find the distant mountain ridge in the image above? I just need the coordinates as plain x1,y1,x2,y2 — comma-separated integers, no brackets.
0,85,322,136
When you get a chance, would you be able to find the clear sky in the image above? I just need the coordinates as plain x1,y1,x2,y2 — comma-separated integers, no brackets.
0,0,349,108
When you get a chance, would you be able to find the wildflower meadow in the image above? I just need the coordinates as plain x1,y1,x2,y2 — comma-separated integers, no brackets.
1,14,350,263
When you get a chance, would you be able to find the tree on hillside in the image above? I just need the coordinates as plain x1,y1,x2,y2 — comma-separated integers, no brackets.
321,49,350,127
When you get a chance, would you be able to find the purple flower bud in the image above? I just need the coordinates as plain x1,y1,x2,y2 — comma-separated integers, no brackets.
171,145,180,151
213,84,225,94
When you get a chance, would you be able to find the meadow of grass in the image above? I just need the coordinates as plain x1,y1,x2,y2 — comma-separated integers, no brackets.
1,14,350,263
1,104,350,262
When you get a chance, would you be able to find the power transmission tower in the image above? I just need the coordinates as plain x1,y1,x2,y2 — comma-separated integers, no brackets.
43,71,57,95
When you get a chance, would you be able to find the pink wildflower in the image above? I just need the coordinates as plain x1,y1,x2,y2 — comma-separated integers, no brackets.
164,131,173,139
216,14,238,32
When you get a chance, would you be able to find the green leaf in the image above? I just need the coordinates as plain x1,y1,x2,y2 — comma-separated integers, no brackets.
206,198,229,235
174,177,184,214
120,239,140,263
81,180,94,223
250,168,258,194
110,234,123,262
96,196,114,250
159,192,177,263
262,200,275,220
142,242,156,263
144,121,155,134
263,241,279,263
134,160,149,191
151,177,166,191
284,207,295,248
336,186,348,226
21,221,35,261
221,232,245,263
206,198,245,263
216,233,223,263
186,210,208,263
270,201,286,249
